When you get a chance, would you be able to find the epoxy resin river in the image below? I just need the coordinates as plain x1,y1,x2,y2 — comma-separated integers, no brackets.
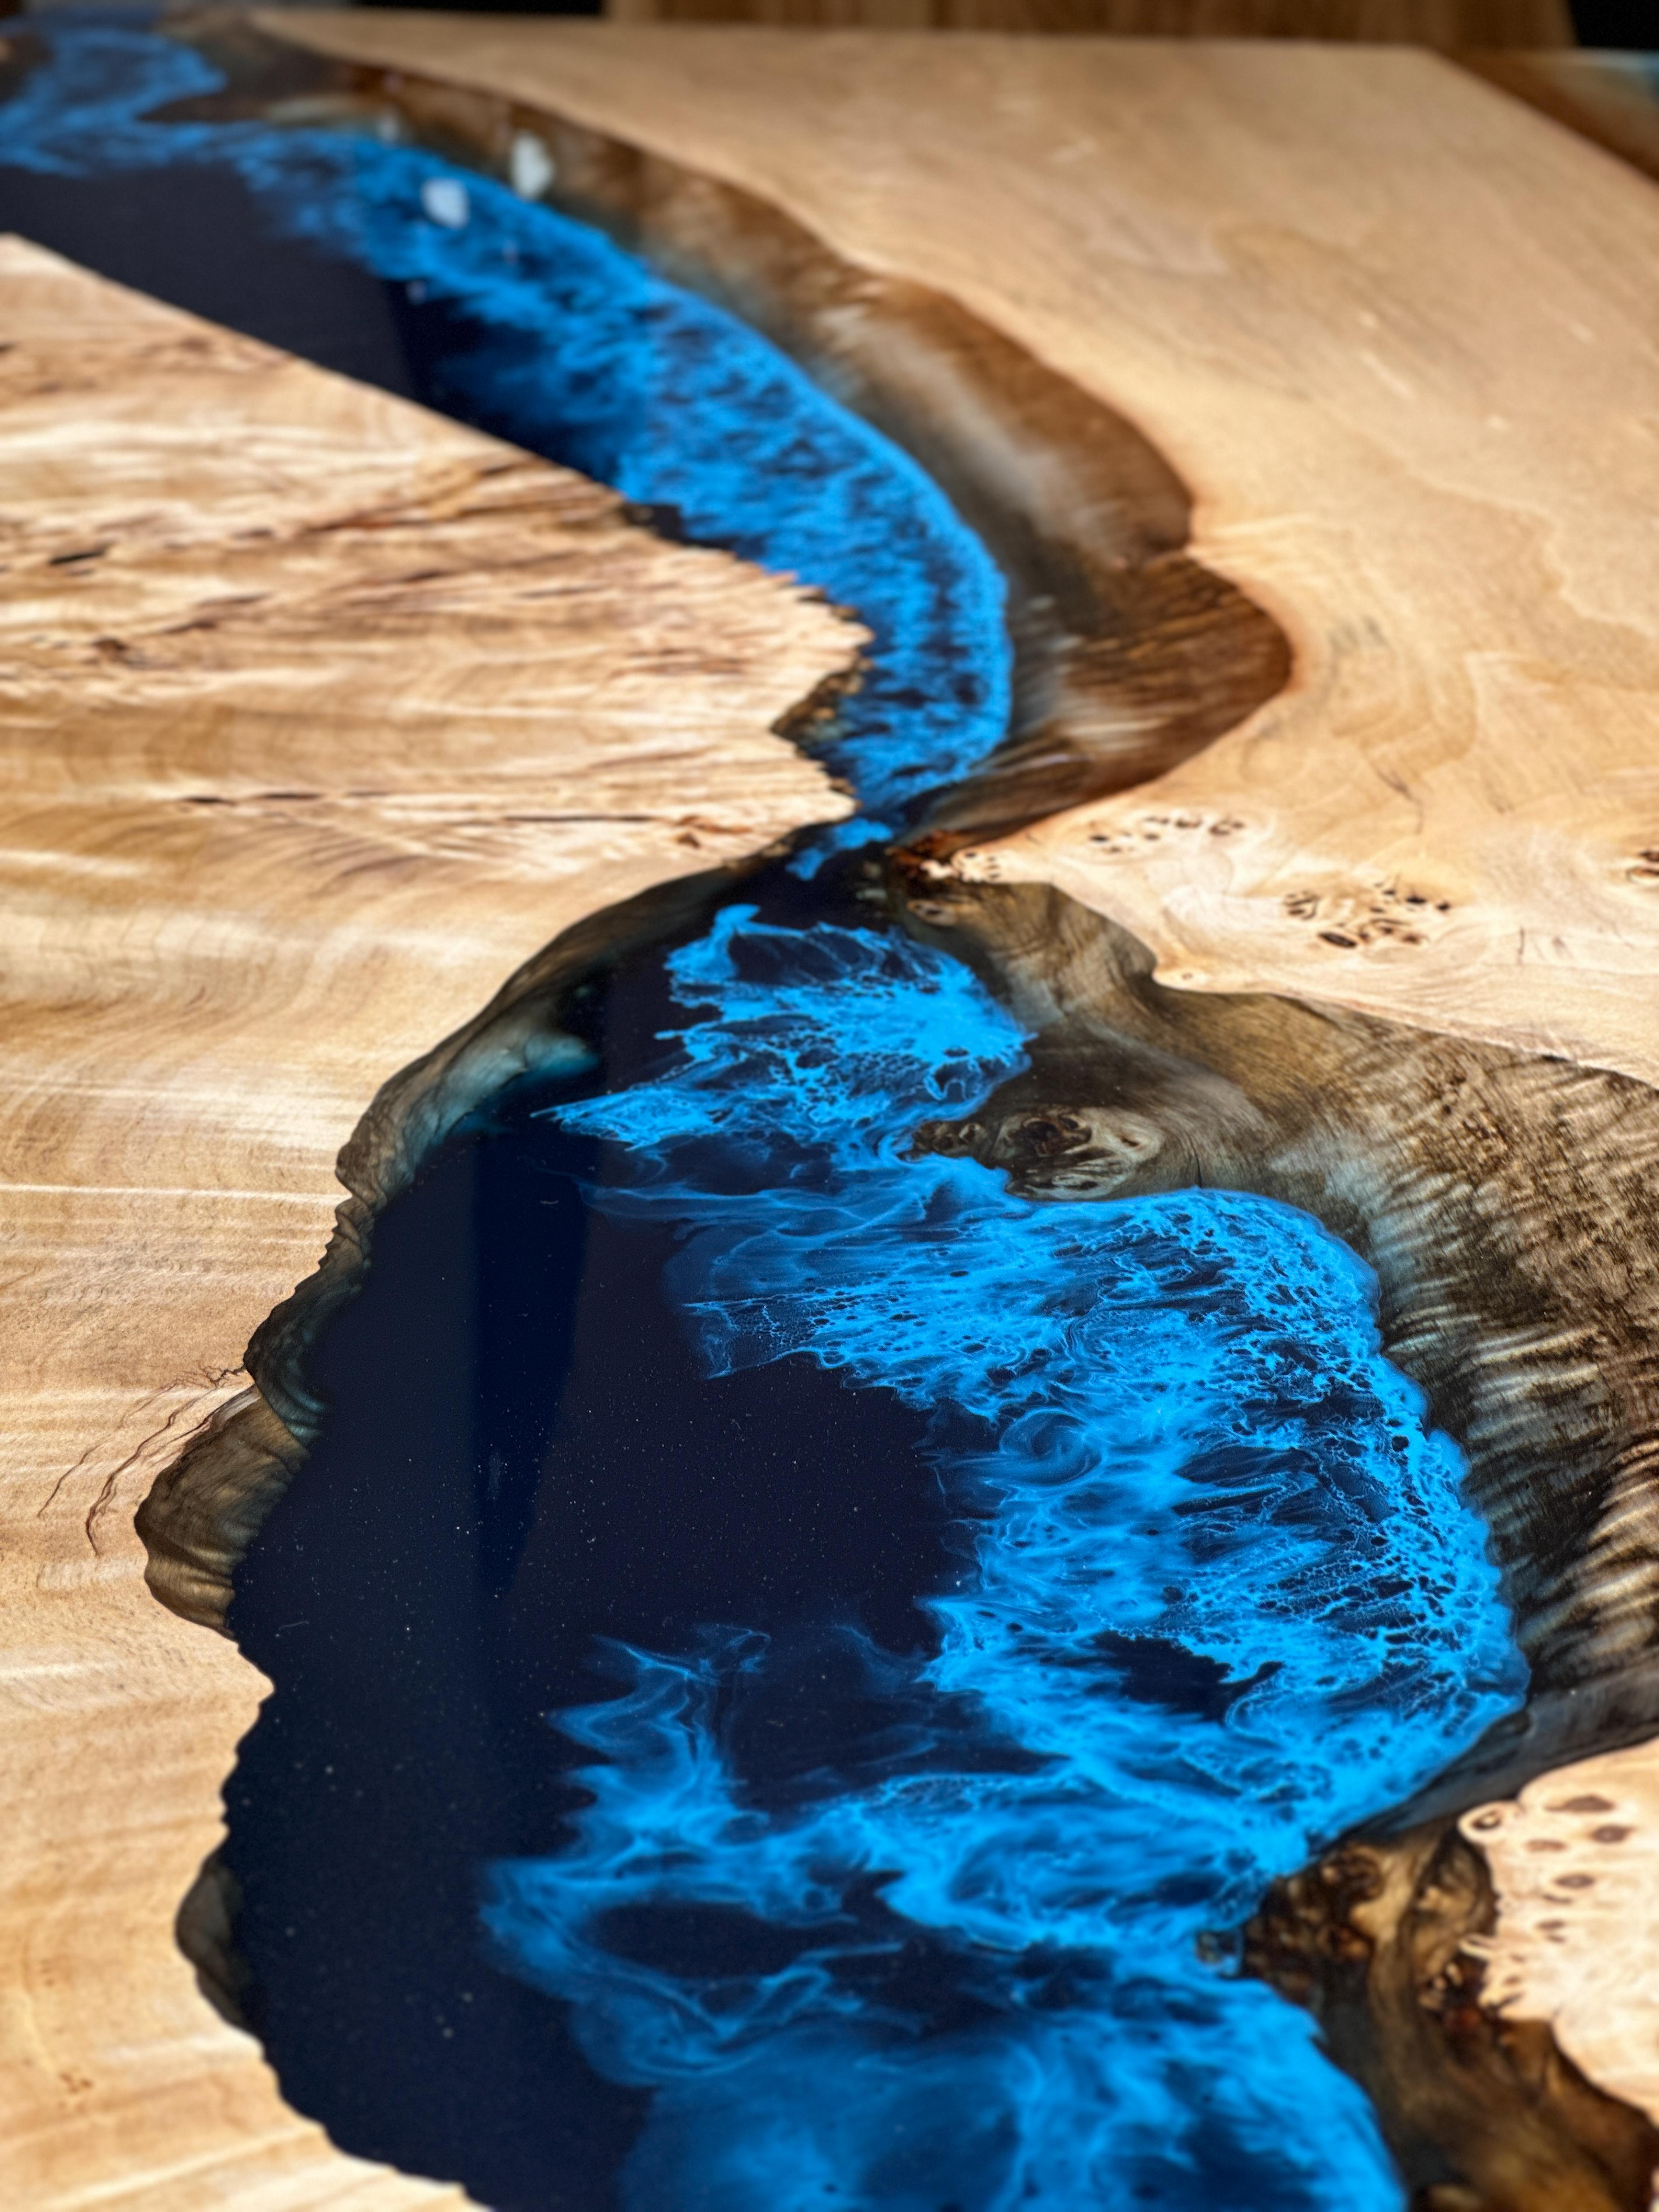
6,24,1525,2210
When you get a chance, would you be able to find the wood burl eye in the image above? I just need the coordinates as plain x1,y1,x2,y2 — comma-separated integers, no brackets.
1016,1114,1084,1153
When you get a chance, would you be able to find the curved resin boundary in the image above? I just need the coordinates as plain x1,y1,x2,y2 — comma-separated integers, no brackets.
9,15,1641,2205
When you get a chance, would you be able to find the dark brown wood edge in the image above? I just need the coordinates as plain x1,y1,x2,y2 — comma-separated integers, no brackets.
890,872,1659,1746
1457,51,1659,191
1242,1817,1659,2212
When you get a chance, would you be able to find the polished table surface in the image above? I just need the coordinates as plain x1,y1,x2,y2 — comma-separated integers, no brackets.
5,16,1659,2209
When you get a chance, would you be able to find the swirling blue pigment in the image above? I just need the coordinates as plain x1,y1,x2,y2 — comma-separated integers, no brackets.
7,27,1526,2204
2,20,1009,817
483,912,1524,2210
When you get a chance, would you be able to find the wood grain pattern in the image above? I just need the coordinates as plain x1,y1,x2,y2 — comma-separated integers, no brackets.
268,15,1659,1092
1243,1811,1659,2212
0,234,857,2208
18,17,1659,2201
884,860,1659,2205
204,20,1293,841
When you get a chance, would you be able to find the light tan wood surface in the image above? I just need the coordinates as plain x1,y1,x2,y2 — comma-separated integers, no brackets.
1466,1745,1659,2137
272,16,1659,1090
0,234,856,2208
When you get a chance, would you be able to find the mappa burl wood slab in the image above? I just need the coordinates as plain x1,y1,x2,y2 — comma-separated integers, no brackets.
7,15,1659,2211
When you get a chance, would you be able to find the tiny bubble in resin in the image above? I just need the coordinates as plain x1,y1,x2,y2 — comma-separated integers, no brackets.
509,130,555,201
419,175,470,229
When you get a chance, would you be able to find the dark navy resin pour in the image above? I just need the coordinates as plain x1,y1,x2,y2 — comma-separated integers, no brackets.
5,27,1524,2211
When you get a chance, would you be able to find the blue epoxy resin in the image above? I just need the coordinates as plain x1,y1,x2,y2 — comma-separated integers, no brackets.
4,25,1527,2207
2,22,1009,819
481,912,1523,2212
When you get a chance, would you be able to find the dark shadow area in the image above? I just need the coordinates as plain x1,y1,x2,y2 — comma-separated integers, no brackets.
1570,1,1654,46
0,158,423,395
